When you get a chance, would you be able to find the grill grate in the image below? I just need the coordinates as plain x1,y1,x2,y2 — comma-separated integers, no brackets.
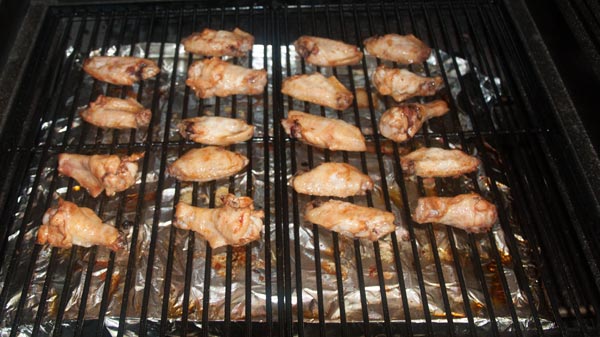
0,1,599,336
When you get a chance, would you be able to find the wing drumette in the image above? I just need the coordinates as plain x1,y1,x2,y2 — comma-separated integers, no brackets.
173,194,264,248
294,36,363,66
167,146,249,182
177,116,254,146
378,100,449,142
80,95,151,129
364,34,431,64
305,199,395,241
413,193,498,233
37,199,122,251
282,73,353,110
290,162,373,198
186,58,267,99
182,28,254,57
58,153,144,197
83,56,160,86
281,110,366,152
401,147,480,177
372,65,443,102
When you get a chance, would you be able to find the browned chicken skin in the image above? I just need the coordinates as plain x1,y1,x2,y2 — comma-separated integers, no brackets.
294,36,363,66
290,162,373,198
281,110,366,152
401,147,480,177
364,34,431,64
83,56,160,86
177,116,254,146
80,95,151,129
282,73,353,110
58,153,144,197
37,199,122,251
372,65,443,102
355,88,379,110
182,28,254,57
378,100,449,142
186,58,267,99
413,193,498,233
167,146,249,182
305,199,396,241
173,194,264,248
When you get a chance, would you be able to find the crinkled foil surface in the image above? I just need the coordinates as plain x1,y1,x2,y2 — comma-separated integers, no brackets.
0,40,554,336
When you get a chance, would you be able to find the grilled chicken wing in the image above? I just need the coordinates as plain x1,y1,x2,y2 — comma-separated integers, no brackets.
282,73,353,110
58,153,144,197
290,162,374,197
37,199,122,251
173,194,264,248
281,110,366,152
167,146,248,182
80,95,151,129
364,34,431,64
372,65,443,102
305,199,395,241
401,147,480,177
378,100,449,142
413,193,497,233
186,58,267,99
83,56,160,86
177,116,254,145
294,36,363,66
182,28,254,57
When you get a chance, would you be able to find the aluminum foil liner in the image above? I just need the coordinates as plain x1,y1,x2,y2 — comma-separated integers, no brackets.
0,40,554,336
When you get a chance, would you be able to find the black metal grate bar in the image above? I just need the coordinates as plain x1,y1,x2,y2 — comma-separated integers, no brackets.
416,6,480,333
32,10,120,335
137,10,175,337
179,8,199,337
427,3,533,335
452,4,547,334
486,2,600,330
0,14,78,318
1,2,599,337
5,12,98,337
430,3,519,334
357,4,435,335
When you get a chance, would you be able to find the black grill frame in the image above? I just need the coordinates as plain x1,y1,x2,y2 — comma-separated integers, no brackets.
0,1,599,336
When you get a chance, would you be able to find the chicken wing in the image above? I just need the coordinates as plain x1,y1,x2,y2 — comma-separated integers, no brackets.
401,147,480,177
186,57,267,98
413,193,497,233
290,162,373,197
294,36,363,66
282,73,353,110
281,110,366,152
182,28,254,57
83,56,160,86
167,146,248,182
58,153,144,197
364,34,431,64
37,199,122,251
305,199,395,241
178,116,254,145
372,65,443,102
173,194,264,248
80,95,151,129
378,100,449,142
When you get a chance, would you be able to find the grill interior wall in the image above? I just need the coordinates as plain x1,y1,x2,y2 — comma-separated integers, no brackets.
0,2,598,337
